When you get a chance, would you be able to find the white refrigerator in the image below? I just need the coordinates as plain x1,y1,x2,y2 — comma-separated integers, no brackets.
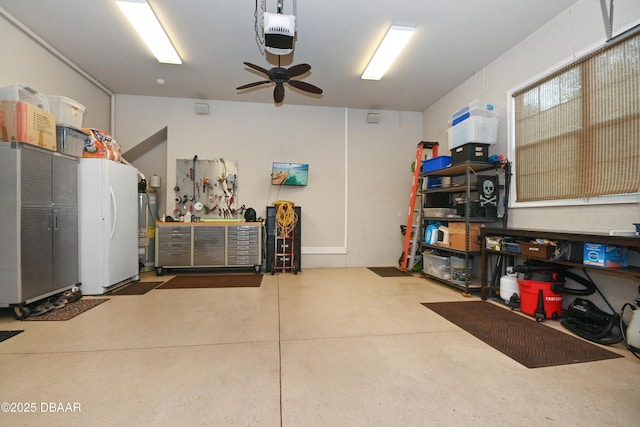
79,159,139,294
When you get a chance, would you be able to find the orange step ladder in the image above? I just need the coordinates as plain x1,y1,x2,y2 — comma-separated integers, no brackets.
400,141,439,272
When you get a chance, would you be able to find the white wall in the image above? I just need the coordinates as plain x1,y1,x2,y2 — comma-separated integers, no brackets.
423,0,640,308
0,14,112,131
0,7,424,270
423,0,640,234
114,95,422,268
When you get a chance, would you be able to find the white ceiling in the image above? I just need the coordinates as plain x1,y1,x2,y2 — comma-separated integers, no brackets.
0,0,580,112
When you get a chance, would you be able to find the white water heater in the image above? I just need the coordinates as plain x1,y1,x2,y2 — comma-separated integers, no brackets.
138,193,157,272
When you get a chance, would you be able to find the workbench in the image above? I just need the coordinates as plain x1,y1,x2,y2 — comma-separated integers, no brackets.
155,221,263,275
480,227,640,300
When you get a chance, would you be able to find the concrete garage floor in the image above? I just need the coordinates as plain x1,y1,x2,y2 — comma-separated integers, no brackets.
0,267,639,426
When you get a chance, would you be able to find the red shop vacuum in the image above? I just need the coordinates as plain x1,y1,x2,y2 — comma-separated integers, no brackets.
515,265,565,322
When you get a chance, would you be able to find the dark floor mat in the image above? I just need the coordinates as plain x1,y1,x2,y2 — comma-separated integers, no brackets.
157,274,262,289
0,330,23,343
108,281,163,295
367,267,413,277
24,298,109,321
422,301,623,368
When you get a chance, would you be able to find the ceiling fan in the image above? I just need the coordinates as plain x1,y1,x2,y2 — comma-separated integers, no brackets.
236,60,323,103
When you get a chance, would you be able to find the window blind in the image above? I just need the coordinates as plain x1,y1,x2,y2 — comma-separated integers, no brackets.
512,30,640,202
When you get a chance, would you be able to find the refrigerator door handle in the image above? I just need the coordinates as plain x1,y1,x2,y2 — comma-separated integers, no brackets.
109,186,117,240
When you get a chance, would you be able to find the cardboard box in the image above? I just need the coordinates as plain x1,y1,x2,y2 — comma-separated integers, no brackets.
583,243,628,268
485,236,502,251
0,100,56,151
448,222,483,235
448,222,482,251
449,233,481,251
517,241,554,259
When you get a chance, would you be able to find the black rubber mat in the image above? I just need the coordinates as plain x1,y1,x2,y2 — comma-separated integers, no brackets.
0,330,23,343
367,267,413,277
157,274,262,289
422,301,623,368
108,281,163,295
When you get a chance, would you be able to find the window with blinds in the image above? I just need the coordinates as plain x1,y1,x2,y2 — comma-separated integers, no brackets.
512,30,640,202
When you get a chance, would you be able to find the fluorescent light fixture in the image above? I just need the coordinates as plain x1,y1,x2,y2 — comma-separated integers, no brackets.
116,0,182,64
361,25,415,80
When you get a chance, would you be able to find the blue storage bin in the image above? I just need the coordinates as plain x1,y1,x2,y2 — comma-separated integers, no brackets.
422,156,451,173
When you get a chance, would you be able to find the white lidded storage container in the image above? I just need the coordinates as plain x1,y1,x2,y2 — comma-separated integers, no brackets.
47,95,86,128
422,253,451,280
0,84,49,111
447,116,499,150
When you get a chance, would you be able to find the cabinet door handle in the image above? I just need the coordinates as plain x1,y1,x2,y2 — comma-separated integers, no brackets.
47,214,52,231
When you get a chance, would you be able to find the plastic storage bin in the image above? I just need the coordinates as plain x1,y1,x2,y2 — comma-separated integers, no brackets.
450,143,489,164
447,116,499,150
422,208,456,218
47,96,86,128
450,255,474,285
422,253,451,279
450,100,496,126
56,126,88,158
0,84,49,111
421,156,451,172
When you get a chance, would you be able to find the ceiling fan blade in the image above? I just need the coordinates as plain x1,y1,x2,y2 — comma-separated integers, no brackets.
243,62,270,76
288,80,323,95
274,84,285,103
236,81,271,90
286,63,311,78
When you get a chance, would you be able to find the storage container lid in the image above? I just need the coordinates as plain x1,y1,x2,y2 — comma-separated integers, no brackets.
450,100,496,126
0,84,49,111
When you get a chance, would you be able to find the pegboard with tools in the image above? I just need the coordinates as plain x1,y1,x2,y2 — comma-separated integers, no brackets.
174,156,240,219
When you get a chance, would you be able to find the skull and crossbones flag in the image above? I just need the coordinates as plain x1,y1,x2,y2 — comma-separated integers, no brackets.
477,176,499,216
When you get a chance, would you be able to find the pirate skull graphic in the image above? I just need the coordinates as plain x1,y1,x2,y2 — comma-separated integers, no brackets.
480,178,497,207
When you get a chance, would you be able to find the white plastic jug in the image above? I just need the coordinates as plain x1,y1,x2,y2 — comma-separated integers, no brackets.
626,304,640,350
500,267,519,303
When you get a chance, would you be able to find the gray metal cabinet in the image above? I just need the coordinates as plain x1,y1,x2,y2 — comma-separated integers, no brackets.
227,225,260,266
0,142,79,307
156,225,192,267
194,226,225,265
155,222,262,274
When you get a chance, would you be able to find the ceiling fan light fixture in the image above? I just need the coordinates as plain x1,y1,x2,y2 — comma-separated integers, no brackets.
361,25,415,80
116,0,182,64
